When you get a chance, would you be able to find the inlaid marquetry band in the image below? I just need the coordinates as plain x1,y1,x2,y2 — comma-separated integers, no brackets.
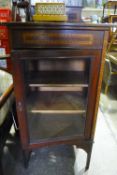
22,31,93,46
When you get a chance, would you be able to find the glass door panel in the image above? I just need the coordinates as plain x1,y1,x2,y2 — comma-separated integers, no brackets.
27,90,86,112
28,113,85,143
22,58,91,143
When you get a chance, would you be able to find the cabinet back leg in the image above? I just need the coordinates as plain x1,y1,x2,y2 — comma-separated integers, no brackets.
0,159,3,175
23,150,31,168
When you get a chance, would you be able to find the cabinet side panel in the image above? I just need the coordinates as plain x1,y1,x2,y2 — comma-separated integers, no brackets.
91,31,109,138
84,51,101,139
11,56,29,149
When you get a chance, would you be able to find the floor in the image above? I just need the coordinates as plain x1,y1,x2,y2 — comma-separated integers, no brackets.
1,87,117,175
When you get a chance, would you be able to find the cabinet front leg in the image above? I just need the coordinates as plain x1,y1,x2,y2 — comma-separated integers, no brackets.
85,143,93,171
76,141,93,171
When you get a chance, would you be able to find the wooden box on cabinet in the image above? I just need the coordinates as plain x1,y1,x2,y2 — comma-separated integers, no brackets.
8,22,109,170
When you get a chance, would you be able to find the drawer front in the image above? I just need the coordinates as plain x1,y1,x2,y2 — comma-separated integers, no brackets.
11,29,104,49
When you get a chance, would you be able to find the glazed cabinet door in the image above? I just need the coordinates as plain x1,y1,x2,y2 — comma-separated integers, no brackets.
12,50,101,147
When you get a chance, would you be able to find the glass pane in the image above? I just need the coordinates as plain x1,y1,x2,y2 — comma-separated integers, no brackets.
28,113,85,143
27,90,86,112
26,59,89,85
22,58,91,143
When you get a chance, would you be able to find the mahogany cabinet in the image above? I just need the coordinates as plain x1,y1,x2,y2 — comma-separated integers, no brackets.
8,22,109,170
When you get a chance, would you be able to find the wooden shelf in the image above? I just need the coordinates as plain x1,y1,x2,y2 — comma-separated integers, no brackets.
29,85,88,92
30,110,86,114
27,91,86,113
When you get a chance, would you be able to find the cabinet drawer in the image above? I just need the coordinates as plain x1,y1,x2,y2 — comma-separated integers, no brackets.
10,29,104,49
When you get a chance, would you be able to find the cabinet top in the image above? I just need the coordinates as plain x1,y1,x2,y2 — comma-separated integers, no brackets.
2,22,116,31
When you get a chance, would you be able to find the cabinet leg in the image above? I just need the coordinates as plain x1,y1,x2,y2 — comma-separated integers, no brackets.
0,159,3,175
75,141,93,171
23,150,31,168
85,144,93,171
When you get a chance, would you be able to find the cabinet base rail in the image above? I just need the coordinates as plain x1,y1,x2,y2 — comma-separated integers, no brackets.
22,139,93,171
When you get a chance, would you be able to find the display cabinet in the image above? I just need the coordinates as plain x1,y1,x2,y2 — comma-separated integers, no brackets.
8,22,109,170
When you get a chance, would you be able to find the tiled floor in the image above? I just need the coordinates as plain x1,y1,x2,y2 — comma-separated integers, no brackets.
76,109,117,175
85,89,117,175
1,90,117,175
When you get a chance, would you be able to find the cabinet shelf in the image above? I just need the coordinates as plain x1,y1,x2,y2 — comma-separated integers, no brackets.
27,91,86,114
27,71,89,85
29,85,88,91
29,110,86,114
29,84,88,87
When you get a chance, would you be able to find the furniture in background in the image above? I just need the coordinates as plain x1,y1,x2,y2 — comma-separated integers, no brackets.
107,29,117,52
7,22,109,171
102,1,117,23
102,2,117,94
102,1,117,40
0,67,14,175
103,55,117,94
103,29,117,94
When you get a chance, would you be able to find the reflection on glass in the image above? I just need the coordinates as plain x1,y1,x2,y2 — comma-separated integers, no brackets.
28,113,85,143
22,58,91,143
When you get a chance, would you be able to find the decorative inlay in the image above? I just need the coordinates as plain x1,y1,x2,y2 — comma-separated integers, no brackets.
22,31,93,46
